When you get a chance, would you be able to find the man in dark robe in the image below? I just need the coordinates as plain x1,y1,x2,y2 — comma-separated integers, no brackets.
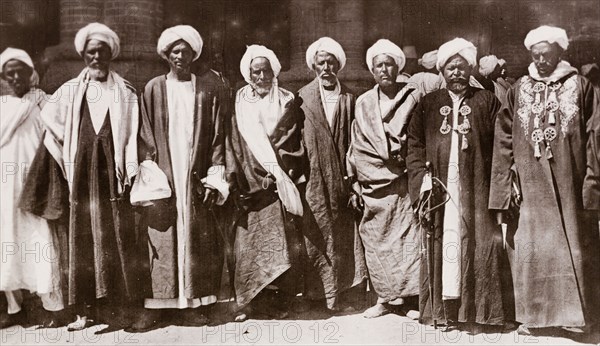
349,39,422,319
489,25,600,335
407,38,514,328
133,25,229,330
32,23,142,330
226,45,305,321
297,36,367,312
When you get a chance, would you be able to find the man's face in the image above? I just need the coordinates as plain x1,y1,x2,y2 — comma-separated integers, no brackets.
313,51,340,88
372,54,398,89
83,39,111,81
2,60,32,97
249,57,274,97
530,41,562,78
168,39,194,74
442,54,472,94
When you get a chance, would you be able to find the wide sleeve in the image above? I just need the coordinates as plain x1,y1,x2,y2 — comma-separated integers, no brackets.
488,85,517,210
202,88,229,204
406,100,427,205
137,85,158,163
271,98,305,183
582,81,600,210
346,119,359,180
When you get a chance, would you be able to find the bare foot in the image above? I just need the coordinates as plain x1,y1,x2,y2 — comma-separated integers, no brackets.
67,315,93,331
363,303,390,318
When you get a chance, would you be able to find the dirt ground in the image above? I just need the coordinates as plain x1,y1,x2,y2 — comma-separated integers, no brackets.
2,301,600,346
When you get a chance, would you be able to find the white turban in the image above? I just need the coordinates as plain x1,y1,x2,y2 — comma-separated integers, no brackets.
419,50,438,70
239,45,282,84
74,23,120,60
581,63,599,76
0,47,39,86
524,25,569,51
366,39,406,73
479,55,499,77
157,25,203,62
436,38,477,71
305,37,347,71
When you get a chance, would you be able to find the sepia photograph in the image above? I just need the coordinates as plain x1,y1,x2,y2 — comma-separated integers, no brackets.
1,0,599,345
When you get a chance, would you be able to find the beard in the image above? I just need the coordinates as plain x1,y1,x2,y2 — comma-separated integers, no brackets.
318,72,338,88
447,78,469,94
88,66,109,81
251,81,272,97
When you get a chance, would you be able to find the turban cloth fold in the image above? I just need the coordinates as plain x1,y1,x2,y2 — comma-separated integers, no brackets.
239,45,281,84
0,47,39,86
74,22,120,60
419,50,438,70
366,39,406,74
157,25,203,61
479,55,499,77
436,38,477,71
305,37,346,71
524,25,569,51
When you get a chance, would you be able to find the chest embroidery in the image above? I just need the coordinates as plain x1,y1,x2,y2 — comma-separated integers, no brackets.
516,75,579,160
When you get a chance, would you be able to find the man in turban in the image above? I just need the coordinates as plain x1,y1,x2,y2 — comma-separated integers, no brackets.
295,36,367,313
0,48,64,328
226,45,305,321
347,39,422,318
581,63,600,93
489,25,600,335
132,25,229,330
479,55,508,105
407,38,514,329
408,50,444,95
22,22,141,331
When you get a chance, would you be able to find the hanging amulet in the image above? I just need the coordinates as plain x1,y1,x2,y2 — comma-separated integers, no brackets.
533,82,546,93
544,127,557,142
440,106,451,116
461,134,469,151
531,102,544,114
440,118,451,134
531,128,544,143
459,105,471,116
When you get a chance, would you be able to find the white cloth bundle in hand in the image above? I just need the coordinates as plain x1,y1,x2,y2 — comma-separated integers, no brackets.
130,160,172,206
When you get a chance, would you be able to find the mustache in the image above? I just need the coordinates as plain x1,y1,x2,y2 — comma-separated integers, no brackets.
319,71,337,78
448,76,468,83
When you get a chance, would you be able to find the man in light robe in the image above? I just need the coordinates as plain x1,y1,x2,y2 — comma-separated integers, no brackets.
489,25,600,335
0,48,64,328
226,45,305,321
133,25,229,330
408,50,444,95
348,39,422,318
22,23,141,330
297,37,367,312
407,38,514,328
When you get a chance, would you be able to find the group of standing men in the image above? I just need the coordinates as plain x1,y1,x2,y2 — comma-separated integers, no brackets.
1,22,598,336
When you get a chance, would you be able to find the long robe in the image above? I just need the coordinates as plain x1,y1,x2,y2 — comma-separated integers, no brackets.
407,87,514,325
137,72,228,305
297,79,367,309
23,71,141,306
1,90,63,312
226,86,305,307
349,83,421,303
489,73,600,328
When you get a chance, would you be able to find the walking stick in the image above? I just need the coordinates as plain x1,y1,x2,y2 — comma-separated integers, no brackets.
416,162,450,329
